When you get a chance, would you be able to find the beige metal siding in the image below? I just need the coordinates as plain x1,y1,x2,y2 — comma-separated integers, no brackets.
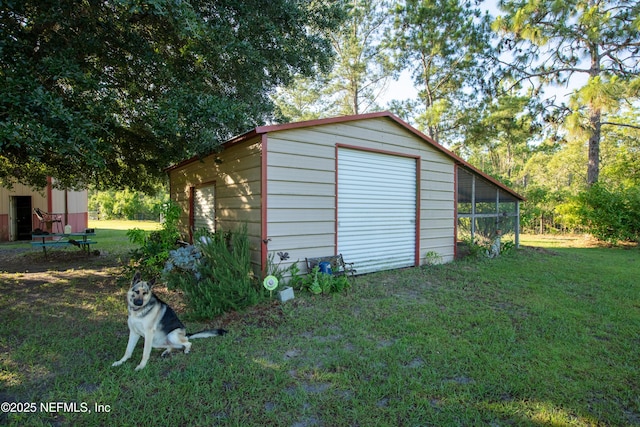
0,184,48,215
50,187,89,233
169,138,263,271
265,117,455,273
0,184,47,241
50,188,88,215
265,133,336,269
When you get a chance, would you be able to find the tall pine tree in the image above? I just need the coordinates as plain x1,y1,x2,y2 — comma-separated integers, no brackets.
493,0,640,186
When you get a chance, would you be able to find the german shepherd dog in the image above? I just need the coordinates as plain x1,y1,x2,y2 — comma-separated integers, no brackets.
112,271,227,371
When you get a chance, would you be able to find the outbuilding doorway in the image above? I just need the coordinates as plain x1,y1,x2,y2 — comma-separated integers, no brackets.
337,147,418,274
11,196,33,241
190,183,216,238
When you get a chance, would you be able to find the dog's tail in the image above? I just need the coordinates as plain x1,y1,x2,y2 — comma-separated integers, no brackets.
187,329,228,339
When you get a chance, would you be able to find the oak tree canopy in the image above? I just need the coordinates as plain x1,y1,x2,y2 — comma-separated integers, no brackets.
0,0,343,191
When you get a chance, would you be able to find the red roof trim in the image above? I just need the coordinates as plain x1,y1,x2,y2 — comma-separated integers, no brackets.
165,111,524,201
254,111,391,134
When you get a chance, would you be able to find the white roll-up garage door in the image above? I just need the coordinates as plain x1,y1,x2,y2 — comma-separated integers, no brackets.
192,184,216,233
337,148,417,274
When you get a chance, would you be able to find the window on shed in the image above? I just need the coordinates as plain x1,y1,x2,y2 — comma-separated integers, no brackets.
191,184,216,235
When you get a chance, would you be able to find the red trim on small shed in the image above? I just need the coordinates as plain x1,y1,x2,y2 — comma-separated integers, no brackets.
333,144,339,256
453,166,459,259
46,177,53,213
260,133,269,275
414,157,421,267
188,186,195,242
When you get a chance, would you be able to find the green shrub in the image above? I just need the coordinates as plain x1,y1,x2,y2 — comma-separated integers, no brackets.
125,201,182,278
460,236,515,259
89,187,168,220
424,250,443,265
169,225,265,320
302,266,351,295
461,236,487,259
500,239,516,254
574,184,640,244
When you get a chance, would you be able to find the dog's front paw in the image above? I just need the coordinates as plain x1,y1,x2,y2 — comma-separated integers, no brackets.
112,360,124,367
134,363,147,371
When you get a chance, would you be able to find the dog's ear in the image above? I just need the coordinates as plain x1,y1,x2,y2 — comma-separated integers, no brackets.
132,271,141,286
148,277,156,288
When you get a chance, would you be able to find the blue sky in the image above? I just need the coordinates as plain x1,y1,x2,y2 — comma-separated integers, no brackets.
377,0,585,110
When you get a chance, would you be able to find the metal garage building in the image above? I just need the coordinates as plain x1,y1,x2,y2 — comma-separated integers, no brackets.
167,112,523,275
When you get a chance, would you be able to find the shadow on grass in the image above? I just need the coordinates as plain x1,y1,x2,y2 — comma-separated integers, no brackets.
0,266,124,420
0,244,638,426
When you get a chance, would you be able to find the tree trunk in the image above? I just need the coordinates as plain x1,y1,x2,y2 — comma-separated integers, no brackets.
353,84,359,115
539,213,544,234
587,106,601,186
587,44,601,187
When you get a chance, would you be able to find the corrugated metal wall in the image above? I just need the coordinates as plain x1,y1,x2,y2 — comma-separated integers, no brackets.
168,138,263,272
170,116,457,275
265,117,456,274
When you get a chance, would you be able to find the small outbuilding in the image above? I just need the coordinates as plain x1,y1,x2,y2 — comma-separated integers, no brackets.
0,178,88,241
167,112,523,275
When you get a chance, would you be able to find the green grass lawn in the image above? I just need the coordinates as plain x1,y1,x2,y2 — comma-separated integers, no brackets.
0,219,160,256
0,231,638,426
85,219,160,256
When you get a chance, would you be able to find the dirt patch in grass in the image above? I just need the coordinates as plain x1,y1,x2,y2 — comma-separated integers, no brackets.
0,246,126,320
520,245,560,255
0,244,118,274
0,242,296,341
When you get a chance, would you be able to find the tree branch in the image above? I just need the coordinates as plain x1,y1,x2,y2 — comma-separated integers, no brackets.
601,121,640,130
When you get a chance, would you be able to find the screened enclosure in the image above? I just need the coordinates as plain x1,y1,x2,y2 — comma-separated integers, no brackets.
457,166,521,248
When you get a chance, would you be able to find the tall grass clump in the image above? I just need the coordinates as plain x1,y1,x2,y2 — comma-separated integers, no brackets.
166,225,265,320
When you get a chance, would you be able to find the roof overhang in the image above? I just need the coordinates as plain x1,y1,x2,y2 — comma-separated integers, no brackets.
165,111,524,202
